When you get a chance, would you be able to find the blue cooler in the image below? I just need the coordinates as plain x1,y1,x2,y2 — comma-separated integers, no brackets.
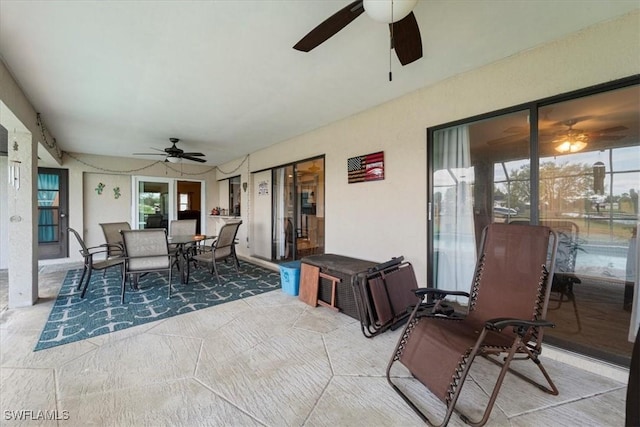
280,261,302,296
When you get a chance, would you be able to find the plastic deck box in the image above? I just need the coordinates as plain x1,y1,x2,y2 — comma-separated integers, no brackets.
280,261,302,296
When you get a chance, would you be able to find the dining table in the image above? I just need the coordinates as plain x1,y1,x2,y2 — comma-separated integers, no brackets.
168,234,216,284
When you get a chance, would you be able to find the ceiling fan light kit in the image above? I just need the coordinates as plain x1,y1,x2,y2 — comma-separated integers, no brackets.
555,140,588,154
363,0,417,23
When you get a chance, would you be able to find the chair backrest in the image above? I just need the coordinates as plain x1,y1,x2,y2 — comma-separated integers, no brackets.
467,223,556,338
510,219,578,277
169,219,197,237
68,227,89,256
100,222,131,257
121,229,170,271
214,220,242,257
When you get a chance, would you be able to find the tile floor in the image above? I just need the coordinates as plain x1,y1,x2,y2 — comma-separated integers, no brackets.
0,263,630,426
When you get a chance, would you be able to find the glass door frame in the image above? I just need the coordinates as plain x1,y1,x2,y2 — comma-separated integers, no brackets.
132,176,206,231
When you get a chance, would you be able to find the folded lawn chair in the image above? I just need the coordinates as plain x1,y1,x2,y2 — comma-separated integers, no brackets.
353,257,422,338
386,223,558,426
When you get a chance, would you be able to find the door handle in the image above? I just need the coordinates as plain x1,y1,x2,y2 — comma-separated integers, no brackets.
60,213,67,218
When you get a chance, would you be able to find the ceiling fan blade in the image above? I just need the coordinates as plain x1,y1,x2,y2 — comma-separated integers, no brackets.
181,155,206,163
133,152,166,156
486,134,530,146
590,134,626,141
181,152,205,157
594,125,628,134
390,11,422,66
293,0,364,52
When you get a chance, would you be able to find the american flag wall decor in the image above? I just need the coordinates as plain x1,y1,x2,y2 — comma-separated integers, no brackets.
347,151,384,184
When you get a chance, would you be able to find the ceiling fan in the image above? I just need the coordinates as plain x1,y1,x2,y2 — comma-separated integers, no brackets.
486,117,627,147
134,138,206,163
293,0,422,66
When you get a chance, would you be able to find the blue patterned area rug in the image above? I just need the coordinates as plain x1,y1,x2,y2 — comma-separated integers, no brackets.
34,260,281,351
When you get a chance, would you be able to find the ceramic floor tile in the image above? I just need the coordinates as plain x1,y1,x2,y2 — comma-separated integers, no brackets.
58,378,262,427
56,333,201,398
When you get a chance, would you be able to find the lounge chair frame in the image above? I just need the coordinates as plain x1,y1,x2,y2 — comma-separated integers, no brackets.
386,223,559,426
353,257,422,338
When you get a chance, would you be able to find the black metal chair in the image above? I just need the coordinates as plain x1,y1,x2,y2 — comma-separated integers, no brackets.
68,227,124,298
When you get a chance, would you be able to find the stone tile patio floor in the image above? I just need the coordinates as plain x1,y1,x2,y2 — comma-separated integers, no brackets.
0,264,629,426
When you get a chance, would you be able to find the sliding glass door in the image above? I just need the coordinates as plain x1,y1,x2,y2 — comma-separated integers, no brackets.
271,157,325,262
430,111,531,293
427,80,639,366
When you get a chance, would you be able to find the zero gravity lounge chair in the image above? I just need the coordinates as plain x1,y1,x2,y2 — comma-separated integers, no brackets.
386,223,558,426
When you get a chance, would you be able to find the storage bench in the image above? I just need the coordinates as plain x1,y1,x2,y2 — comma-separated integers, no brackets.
299,254,378,320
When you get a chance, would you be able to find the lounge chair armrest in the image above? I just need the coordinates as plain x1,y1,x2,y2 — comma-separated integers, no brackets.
414,288,470,300
485,317,555,332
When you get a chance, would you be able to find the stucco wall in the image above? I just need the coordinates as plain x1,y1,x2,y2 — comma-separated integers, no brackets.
57,152,219,263
220,11,640,285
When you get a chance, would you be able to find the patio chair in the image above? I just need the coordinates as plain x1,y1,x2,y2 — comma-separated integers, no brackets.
169,219,198,253
99,222,131,259
169,218,199,280
68,227,125,298
120,228,174,303
353,256,421,338
386,223,558,426
192,220,242,282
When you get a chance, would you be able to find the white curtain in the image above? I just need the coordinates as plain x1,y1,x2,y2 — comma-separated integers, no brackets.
433,125,476,295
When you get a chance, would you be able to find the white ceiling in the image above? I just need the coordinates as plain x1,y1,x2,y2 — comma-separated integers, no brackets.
1,0,638,166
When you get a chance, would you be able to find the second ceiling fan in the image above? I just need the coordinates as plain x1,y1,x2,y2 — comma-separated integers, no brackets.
134,138,206,163
293,0,422,66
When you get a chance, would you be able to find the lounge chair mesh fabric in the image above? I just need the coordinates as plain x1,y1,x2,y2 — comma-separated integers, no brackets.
387,223,558,426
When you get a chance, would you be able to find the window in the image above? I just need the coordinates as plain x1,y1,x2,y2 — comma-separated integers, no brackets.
217,176,241,216
179,193,189,211
229,176,241,216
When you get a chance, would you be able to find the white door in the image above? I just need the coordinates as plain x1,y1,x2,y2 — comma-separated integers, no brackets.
251,170,272,258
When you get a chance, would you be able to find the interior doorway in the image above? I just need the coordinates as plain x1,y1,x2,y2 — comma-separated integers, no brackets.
132,176,204,233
